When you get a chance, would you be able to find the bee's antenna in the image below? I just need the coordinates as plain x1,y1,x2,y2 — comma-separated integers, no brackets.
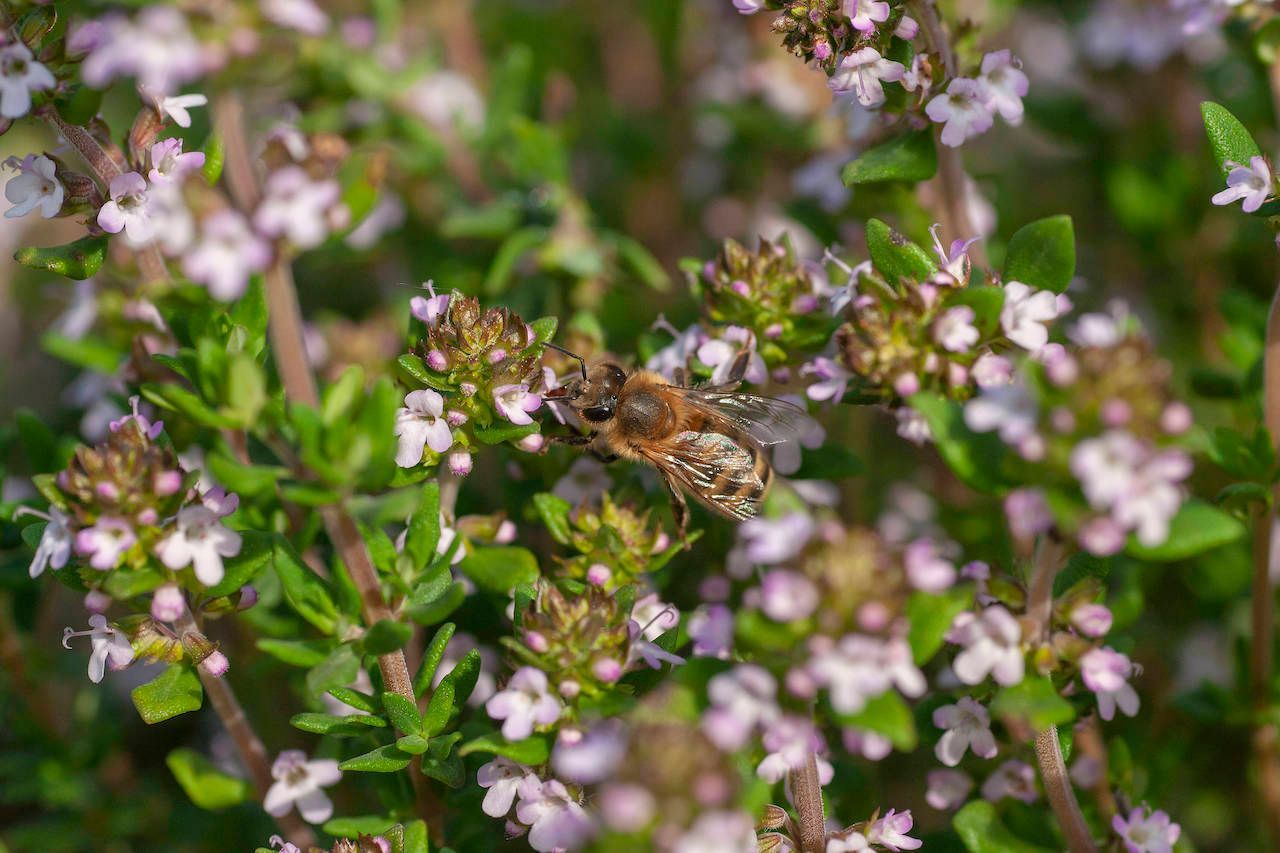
543,341,588,381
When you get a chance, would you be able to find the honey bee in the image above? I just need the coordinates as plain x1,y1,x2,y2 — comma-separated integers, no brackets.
542,343,815,539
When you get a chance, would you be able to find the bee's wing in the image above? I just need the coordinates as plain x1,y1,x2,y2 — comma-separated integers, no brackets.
676,388,817,448
638,425,768,522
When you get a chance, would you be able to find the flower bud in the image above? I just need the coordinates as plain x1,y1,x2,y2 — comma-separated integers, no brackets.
446,409,469,427
586,563,612,586
559,679,581,699
448,450,474,477
200,650,231,677
524,630,549,653
84,589,112,614
182,629,227,675
1160,402,1192,435
592,657,623,683
426,350,448,371
238,585,259,610
893,373,920,397
488,348,507,365
460,381,477,396
150,584,185,622
494,519,517,544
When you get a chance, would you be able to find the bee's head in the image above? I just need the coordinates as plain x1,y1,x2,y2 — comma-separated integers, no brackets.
563,363,627,423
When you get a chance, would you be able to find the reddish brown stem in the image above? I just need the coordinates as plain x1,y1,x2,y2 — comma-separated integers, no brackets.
788,752,826,853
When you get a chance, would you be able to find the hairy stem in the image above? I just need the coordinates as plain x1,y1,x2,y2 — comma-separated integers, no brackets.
176,610,316,848
789,752,826,853
1026,537,1097,853
1075,716,1118,823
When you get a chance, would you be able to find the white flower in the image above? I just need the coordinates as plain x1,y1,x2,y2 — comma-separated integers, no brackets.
263,750,342,824
673,810,758,853
981,759,1038,803
866,809,922,852
476,757,533,818
261,0,330,35
155,505,243,586
1211,156,1273,214
925,769,973,810
62,614,134,683
4,154,64,219
949,606,1024,686
394,389,454,468
964,381,1038,446
925,78,994,147
183,209,273,301
895,408,932,445
829,48,904,108
933,306,980,353
756,714,821,782
254,166,344,249
17,506,72,577
492,383,542,426
551,456,612,505
159,93,207,128
1081,647,1141,721
808,635,924,715
732,0,767,12
1112,805,1181,853
97,172,156,247
1000,280,1061,351
933,697,999,766
515,777,596,852
486,667,563,741
80,8,206,96
977,50,1028,125
147,138,205,185
0,42,55,119
403,71,485,131
844,0,891,34
702,664,780,750
74,516,137,570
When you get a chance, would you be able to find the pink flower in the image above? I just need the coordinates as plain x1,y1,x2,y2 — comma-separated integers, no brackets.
264,750,342,824
75,517,137,570
977,50,1028,125
842,727,892,761
802,356,853,403
689,604,734,659
732,0,767,13
80,8,206,96
147,138,205,184
866,809,922,852
477,757,534,818
4,154,64,219
1112,805,1181,853
493,383,542,426
1004,488,1053,540
926,78,995,147
1211,156,1273,214
671,810,757,853
62,614,135,683
98,172,156,247
551,722,627,784
261,0,331,35
934,306,980,352
949,606,1024,686
394,389,454,468
183,210,273,301
964,381,1038,447
981,760,1038,803
410,281,450,326
1071,603,1114,638
486,667,563,740
971,352,1013,387
926,769,973,810
514,777,595,852
696,327,767,385
155,505,243,586
702,664,780,750
1080,646,1140,721
759,569,820,622
150,583,185,621
933,697,998,766
254,166,344,249
756,714,822,782
844,0,891,34
828,48,904,107
904,539,957,593
808,635,925,715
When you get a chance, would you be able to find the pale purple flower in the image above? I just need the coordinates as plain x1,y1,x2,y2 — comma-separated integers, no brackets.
410,281,450,327
904,539,957,593
933,697,998,766
17,506,72,577
478,757,533,818
645,317,707,379
759,569,820,622
394,389,454,468
926,79,995,147
154,505,242,586
159,93,207,128
1071,431,1142,508
981,760,1038,803
75,516,136,570
1071,603,1114,638
597,783,656,832
977,50,1028,125
696,326,767,385
731,512,815,569
264,750,342,824
632,593,679,641
62,614,134,683
81,8,207,96
1070,432,1191,547
757,715,822,782
828,48,904,108
964,381,1038,446
895,408,932,445
842,727,892,761
1112,805,1181,853
702,664,780,750
448,450,473,476
895,15,920,39
1001,280,1061,351
866,809,922,852
926,769,973,810
1004,488,1053,540
732,0,767,12
802,356,853,403
147,138,205,184
514,777,595,853
1212,156,1273,213
4,154,64,219
1081,647,1140,721
971,352,1013,387
690,604,733,659
627,621,686,670
826,830,871,852
146,182,195,256
551,457,611,505
844,0,891,34
1079,516,1127,556
929,224,981,286
0,42,55,119
672,811,758,853
183,209,273,301
934,306,980,352
98,172,156,247
261,0,330,35
404,70,485,131
254,166,344,249
268,834,301,853
552,722,627,784
151,583,185,621
486,667,563,741
808,635,925,715
493,383,542,426
949,606,1024,686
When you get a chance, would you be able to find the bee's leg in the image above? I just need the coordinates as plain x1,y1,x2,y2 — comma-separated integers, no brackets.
672,366,688,388
660,472,691,548
702,348,750,392
541,433,594,454
590,449,620,464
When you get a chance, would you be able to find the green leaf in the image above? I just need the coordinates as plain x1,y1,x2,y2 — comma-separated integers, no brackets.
1126,498,1247,561
363,619,413,655
132,665,203,725
1201,101,1263,180
322,815,398,837
425,649,481,736
398,820,429,853
414,623,457,699
290,712,387,735
41,333,121,373
273,537,340,634
529,316,559,346
14,235,108,280
166,748,252,810
865,218,935,286
103,564,167,599
421,752,465,787
15,408,60,472
835,691,917,750
328,686,380,713
953,801,1053,853
613,234,671,290
905,586,974,664
485,226,550,295
225,353,267,426
458,732,551,765
842,130,937,185
533,493,574,544
1003,215,1075,294
1053,551,1111,596
991,676,1075,732
397,734,431,755
306,644,361,697
907,392,1006,493
340,744,414,773
472,420,540,445
204,531,273,597
458,546,541,593
256,638,334,667
407,581,466,626
383,692,424,735
201,133,225,185
404,481,441,570
790,443,863,481
321,365,366,427
396,353,453,391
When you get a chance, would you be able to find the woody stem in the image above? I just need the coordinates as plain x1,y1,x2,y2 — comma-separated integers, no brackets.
789,751,826,853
